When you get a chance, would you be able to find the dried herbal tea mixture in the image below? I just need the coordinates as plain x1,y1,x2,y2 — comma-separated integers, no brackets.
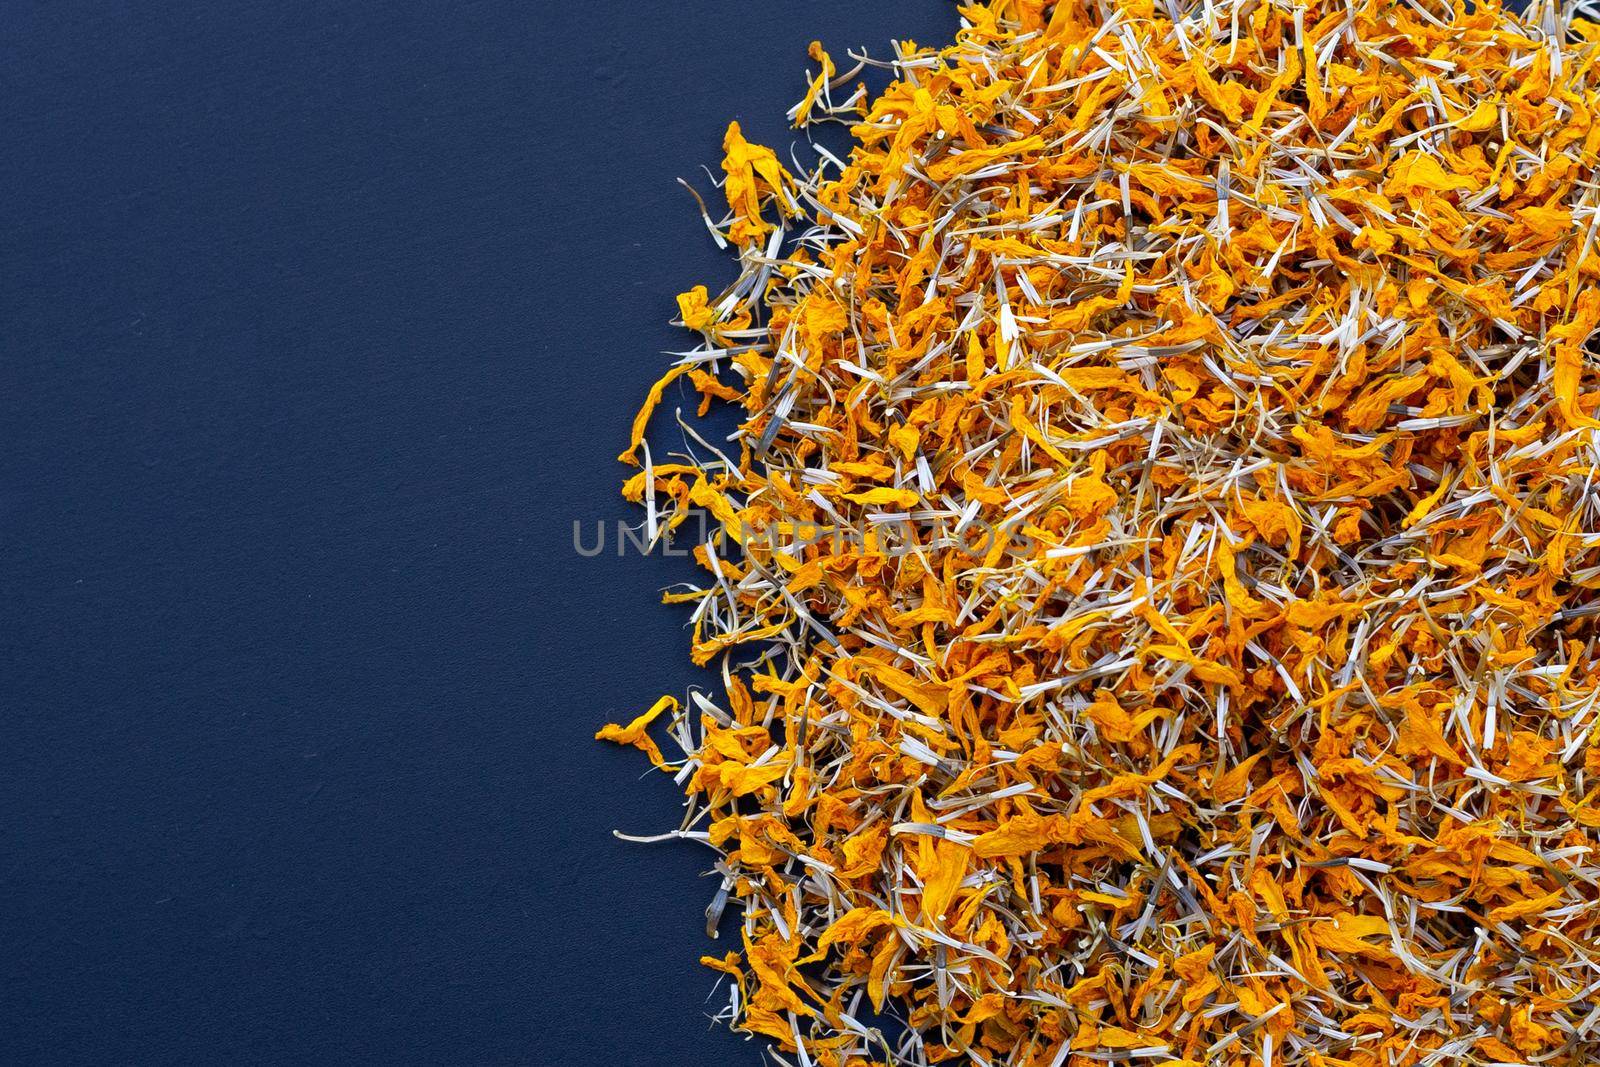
600,0,1600,1063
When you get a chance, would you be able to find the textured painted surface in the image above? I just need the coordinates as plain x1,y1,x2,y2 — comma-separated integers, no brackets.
0,3,956,1063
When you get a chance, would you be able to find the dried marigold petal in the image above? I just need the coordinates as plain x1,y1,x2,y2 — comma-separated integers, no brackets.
602,1,1600,1063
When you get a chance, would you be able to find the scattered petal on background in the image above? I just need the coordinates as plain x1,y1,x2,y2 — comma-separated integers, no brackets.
602,0,1600,1063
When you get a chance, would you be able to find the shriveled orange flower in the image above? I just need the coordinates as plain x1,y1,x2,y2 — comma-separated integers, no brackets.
602,1,1600,1064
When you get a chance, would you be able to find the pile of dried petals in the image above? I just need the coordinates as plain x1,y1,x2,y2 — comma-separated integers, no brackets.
601,0,1600,1063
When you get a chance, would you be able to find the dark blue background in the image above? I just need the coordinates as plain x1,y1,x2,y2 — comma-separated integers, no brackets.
1,2,955,1064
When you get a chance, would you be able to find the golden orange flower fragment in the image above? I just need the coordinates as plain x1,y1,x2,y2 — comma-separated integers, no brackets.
598,0,1600,1063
